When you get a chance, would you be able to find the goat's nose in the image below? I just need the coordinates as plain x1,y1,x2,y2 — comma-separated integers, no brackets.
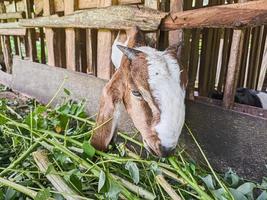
160,146,176,157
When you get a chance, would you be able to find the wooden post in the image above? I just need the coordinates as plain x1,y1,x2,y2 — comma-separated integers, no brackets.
169,0,183,46
65,0,78,71
223,30,245,109
187,0,202,100
14,1,23,58
145,0,160,48
257,29,267,91
43,0,57,66
217,28,233,92
24,0,37,62
97,0,113,79
1,36,12,73
0,2,12,73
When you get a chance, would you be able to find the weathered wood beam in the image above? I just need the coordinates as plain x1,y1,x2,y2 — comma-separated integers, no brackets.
223,30,245,109
34,0,142,15
0,11,24,19
0,28,26,36
161,0,267,30
0,22,22,29
19,6,167,31
97,0,113,80
65,0,78,71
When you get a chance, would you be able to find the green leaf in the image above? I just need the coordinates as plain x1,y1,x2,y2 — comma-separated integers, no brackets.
237,182,256,199
212,188,228,200
125,161,140,184
257,191,267,200
0,190,4,200
45,164,54,175
64,88,71,96
0,115,8,125
98,170,106,193
5,188,16,200
34,188,51,200
70,174,82,193
260,177,267,190
224,168,240,187
229,188,248,200
201,174,215,190
106,182,121,200
82,141,95,159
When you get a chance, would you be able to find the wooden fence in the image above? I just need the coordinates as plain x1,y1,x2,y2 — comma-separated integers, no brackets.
0,0,266,110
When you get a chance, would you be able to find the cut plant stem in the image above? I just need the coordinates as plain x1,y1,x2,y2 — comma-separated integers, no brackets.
155,174,182,200
0,177,55,200
32,150,84,200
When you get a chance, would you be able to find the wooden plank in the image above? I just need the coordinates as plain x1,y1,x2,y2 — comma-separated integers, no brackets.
223,30,245,109
0,11,24,19
144,0,159,48
1,36,12,73
217,29,233,92
0,28,26,35
161,0,267,30
237,28,250,88
34,0,64,15
43,0,57,66
97,0,113,80
5,1,25,13
65,0,78,71
24,0,37,62
34,0,142,15
13,2,23,58
20,6,167,31
0,2,12,74
0,22,22,29
168,0,183,45
257,28,267,90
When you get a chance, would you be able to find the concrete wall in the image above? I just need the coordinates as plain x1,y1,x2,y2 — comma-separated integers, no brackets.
0,58,267,180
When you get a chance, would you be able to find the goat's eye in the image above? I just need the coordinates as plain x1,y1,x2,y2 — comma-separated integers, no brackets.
132,90,142,98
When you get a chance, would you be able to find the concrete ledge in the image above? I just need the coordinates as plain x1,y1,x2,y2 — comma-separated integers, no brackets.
11,58,136,132
1,58,267,180
0,70,12,87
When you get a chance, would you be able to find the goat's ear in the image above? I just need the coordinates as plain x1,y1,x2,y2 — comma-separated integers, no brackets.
90,77,123,151
117,45,142,61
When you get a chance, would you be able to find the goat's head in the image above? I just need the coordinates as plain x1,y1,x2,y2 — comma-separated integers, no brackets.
91,27,187,157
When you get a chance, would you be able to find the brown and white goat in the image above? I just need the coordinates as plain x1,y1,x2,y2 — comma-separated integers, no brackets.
90,27,187,157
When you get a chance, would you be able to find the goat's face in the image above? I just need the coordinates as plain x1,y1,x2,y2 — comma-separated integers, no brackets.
118,45,187,157
90,27,187,157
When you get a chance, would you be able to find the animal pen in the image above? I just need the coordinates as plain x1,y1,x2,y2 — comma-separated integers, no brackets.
0,0,267,191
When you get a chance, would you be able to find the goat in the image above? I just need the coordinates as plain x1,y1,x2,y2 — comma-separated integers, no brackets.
90,27,188,157
209,88,267,109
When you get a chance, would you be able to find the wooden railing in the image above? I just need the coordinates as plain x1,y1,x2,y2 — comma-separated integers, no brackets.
0,0,266,110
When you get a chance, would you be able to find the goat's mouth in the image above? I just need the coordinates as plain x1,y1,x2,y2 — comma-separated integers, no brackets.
143,140,176,158
143,140,160,157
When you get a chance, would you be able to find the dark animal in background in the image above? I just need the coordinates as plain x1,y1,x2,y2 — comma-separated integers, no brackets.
209,88,267,109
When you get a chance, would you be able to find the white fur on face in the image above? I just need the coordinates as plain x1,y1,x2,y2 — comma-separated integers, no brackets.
136,46,186,149
111,32,129,69
256,92,267,109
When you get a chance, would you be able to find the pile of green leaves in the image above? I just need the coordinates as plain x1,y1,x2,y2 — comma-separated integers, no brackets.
0,87,267,200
